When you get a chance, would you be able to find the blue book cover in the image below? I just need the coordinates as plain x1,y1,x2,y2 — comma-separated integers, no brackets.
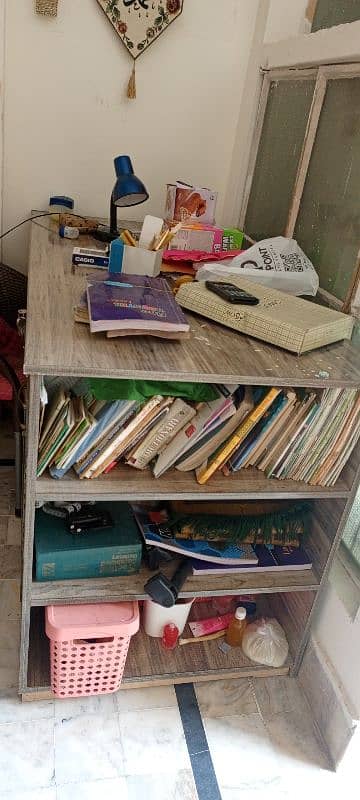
229,394,287,471
140,528,257,565
87,275,189,333
50,400,136,478
272,545,312,569
191,544,311,574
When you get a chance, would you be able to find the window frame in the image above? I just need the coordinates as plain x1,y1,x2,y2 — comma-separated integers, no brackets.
239,61,360,310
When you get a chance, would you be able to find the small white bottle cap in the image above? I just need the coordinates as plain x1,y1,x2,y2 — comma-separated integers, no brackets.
235,606,247,621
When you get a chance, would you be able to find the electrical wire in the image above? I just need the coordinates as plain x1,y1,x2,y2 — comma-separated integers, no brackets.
0,211,96,241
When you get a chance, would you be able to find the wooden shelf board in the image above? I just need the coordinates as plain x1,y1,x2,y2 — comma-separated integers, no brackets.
24,221,360,388
35,464,351,502
25,607,291,698
31,561,320,606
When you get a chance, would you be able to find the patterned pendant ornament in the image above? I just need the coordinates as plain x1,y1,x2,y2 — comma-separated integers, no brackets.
35,0,58,15
96,0,184,99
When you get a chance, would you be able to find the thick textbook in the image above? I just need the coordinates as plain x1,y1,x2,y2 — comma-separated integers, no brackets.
87,275,189,334
34,504,142,581
176,277,353,353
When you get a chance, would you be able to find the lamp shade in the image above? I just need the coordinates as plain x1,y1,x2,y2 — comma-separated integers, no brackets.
112,155,149,207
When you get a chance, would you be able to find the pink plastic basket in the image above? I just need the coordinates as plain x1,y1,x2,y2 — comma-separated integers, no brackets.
45,601,139,698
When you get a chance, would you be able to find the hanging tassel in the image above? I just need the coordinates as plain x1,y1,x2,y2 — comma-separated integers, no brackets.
127,61,136,100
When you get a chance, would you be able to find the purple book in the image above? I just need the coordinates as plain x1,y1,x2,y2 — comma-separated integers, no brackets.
191,544,312,575
87,275,189,334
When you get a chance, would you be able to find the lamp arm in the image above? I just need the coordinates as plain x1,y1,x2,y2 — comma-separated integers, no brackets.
110,196,118,236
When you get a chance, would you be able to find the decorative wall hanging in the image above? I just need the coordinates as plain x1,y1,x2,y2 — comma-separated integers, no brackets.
96,1,184,99
35,0,58,15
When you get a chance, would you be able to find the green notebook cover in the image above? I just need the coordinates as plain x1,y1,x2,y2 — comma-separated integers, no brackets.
35,503,142,581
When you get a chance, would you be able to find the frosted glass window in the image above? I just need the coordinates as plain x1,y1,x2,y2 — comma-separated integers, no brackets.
295,78,360,301
312,0,360,32
244,80,315,242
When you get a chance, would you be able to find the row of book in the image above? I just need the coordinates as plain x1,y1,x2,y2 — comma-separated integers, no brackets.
38,382,360,487
132,504,313,576
37,383,240,479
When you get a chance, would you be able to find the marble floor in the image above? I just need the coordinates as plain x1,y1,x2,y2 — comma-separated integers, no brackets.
0,675,358,800
0,467,358,799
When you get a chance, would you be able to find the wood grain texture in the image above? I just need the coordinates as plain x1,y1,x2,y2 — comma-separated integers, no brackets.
285,71,327,237
24,220,360,388
30,563,320,607
267,591,316,663
35,464,352,503
26,605,291,696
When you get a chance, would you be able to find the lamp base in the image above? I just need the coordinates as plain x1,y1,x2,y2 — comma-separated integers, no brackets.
93,226,119,243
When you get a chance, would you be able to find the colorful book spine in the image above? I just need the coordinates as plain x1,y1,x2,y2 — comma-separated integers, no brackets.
196,388,281,485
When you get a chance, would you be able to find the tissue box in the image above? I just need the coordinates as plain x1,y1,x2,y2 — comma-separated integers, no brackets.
165,183,218,225
168,224,244,254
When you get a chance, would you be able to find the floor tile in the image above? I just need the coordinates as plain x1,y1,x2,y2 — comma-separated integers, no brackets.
126,769,198,800
263,708,337,796
57,777,128,800
6,516,22,545
2,791,56,800
116,684,177,713
119,707,191,776
251,676,305,718
176,683,209,756
0,664,18,689
0,517,8,543
195,678,257,718
54,691,117,720
0,545,21,578
0,718,55,792
190,751,221,800
220,787,290,800
203,712,282,792
54,713,124,785
263,708,330,771
0,690,54,723
0,579,21,620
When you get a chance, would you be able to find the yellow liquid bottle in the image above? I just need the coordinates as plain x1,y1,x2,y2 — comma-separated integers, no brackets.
225,606,247,647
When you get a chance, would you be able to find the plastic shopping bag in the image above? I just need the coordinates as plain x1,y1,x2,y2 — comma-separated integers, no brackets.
242,617,289,667
196,237,319,296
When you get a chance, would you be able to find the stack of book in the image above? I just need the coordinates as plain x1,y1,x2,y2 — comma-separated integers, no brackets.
196,386,360,486
38,384,244,480
78,274,190,340
132,504,313,576
38,383,360,487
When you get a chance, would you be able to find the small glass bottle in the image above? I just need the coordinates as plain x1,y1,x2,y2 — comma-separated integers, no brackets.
225,607,247,647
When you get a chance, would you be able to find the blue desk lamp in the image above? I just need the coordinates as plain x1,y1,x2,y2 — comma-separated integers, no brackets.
95,155,149,243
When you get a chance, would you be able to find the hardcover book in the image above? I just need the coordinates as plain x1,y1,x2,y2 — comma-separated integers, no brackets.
34,503,142,581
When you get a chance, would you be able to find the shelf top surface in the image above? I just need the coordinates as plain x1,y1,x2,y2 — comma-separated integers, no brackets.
24,220,360,388
31,563,320,605
35,463,351,501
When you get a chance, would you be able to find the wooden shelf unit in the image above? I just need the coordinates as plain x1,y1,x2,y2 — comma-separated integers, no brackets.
20,220,360,700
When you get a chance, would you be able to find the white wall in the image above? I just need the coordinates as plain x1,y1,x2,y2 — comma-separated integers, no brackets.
314,582,360,717
1,0,260,273
265,0,309,42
